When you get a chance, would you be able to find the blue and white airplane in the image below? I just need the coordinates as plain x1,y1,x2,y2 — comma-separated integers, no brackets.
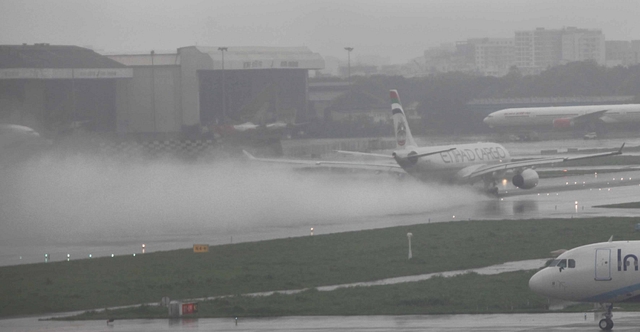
530,240,640,330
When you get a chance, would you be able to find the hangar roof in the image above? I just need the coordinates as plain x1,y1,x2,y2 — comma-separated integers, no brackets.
186,46,325,70
106,53,180,67
0,44,126,68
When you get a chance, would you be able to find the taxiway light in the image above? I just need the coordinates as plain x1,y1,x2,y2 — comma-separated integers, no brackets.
111,254,114,257
44,253,49,263
502,179,507,186
89,254,92,258
310,227,314,236
133,253,136,257
452,215,456,219
67,254,70,262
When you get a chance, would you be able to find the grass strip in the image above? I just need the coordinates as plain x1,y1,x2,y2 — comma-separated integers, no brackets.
4,217,640,317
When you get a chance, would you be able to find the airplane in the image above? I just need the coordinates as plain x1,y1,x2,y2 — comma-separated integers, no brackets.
483,104,640,131
244,90,624,194
0,124,49,166
529,239,640,330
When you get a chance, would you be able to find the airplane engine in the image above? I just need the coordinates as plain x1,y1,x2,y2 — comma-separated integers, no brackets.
552,118,574,129
512,168,539,189
392,150,419,167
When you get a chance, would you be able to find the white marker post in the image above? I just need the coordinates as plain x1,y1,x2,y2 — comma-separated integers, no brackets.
407,232,413,260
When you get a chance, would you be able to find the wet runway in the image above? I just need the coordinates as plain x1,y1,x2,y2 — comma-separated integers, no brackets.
3,137,640,331
4,312,640,332
2,149,640,266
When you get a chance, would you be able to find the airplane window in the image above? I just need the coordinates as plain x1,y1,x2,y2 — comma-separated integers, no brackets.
568,259,575,268
557,259,567,268
548,259,560,267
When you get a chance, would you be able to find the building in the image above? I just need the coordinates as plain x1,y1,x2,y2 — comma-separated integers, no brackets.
0,44,132,135
606,40,640,67
472,38,515,76
514,27,604,75
107,46,324,137
561,27,605,65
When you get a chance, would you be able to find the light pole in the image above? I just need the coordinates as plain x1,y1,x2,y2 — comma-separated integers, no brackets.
150,50,156,131
344,47,353,81
407,232,413,260
218,47,228,124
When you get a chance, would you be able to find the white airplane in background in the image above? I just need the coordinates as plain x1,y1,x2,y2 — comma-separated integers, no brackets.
0,124,49,167
483,104,640,130
530,240,640,330
244,90,624,194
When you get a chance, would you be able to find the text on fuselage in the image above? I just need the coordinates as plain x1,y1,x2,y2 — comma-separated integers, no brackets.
440,146,507,164
618,249,639,271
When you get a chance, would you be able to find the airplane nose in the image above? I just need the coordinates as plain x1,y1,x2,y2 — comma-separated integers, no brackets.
529,270,547,296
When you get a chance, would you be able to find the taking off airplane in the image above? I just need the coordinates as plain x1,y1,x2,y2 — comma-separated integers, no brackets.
530,240,640,330
244,90,624,194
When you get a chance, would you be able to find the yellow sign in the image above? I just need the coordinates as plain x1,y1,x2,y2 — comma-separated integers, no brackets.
193,244,209,253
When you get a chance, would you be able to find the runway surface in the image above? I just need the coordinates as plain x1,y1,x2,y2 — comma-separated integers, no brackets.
4,313,640,331
1,138,639,266
3,137,640,331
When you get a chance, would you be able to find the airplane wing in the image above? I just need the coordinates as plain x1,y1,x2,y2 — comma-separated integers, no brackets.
242,150,404,173
570,109,608,123
466,143,625,180
335,150,394,158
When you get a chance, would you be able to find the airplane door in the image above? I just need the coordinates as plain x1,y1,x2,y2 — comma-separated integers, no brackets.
595,249,612,281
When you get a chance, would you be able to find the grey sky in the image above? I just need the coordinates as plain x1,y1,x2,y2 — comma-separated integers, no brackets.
1,0,638,63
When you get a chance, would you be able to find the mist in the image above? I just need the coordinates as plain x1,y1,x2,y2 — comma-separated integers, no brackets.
0,152,482,247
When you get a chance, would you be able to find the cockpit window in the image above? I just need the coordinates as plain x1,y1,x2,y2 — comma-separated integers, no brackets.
557,259,567,269
548,259,574,269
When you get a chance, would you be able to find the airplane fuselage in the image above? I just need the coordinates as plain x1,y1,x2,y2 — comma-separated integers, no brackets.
395,142,511,183
484,104,640,128
530,241,640,304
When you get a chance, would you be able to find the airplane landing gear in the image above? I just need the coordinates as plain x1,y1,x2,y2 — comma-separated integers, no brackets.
482,178,499,197
598,304,614,330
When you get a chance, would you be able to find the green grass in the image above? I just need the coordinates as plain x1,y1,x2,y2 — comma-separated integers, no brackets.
5,217,640,318
63,270,640,320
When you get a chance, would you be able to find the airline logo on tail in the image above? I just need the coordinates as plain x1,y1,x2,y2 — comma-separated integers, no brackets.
396,122,406,146
390,90,416,149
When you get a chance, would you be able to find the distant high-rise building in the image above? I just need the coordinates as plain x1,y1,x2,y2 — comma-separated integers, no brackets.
561,27,605,65
606,40,640,66
514,27,604,75
472,38,514,76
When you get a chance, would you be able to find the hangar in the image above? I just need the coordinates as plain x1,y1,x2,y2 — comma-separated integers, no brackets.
0,44,323,157
0,44,132,135
109,46,325,137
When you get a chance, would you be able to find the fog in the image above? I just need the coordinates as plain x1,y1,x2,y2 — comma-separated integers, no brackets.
0,151,483,249
1,0,638,63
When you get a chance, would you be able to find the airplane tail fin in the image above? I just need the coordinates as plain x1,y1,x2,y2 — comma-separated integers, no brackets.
390,90,417,149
